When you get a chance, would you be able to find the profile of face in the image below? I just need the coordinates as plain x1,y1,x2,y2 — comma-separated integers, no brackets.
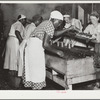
64,17,70,23
21,18,27,26
53,19,63,28
90,16,99,25
35,18,43,27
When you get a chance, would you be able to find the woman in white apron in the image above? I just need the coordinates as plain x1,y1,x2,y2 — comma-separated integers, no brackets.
22,11,74,90
18,15,43,77
4,14,26,83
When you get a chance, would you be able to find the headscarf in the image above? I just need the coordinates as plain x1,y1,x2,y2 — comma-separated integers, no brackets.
63,14,70,18
49,10,63,21
17,14,26,20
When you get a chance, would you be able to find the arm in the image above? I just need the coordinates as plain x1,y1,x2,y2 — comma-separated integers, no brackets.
54,27,73,37
54,24,81,37
43,32,64,57
15,30,23,44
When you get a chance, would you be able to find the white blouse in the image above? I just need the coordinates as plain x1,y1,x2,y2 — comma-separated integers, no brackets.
24,23,36,39
9,21,25,38
64,18,83,32
84,23,100,43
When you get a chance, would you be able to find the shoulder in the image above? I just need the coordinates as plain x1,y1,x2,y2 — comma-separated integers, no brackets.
86,24,93,28
28,23,35,28
72,18,81,23
40,20,52,26
13,21,22,27
35,20,53,30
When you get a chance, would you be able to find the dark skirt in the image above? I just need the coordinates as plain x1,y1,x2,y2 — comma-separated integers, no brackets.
94,43,100,68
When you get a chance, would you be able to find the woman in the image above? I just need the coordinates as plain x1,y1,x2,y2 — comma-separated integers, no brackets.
63,13,85,48
3,14,27,87
63,14,83,32
22,10,72,90
18,14,43,77
84,11,100,89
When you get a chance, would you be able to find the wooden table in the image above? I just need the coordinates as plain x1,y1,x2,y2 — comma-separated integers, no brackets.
45,47,100,90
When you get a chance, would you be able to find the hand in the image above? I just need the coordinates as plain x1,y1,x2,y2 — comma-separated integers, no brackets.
89,34,96,40
57,51,64,58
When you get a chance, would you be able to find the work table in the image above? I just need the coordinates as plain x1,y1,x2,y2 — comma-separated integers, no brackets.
45,45,99,90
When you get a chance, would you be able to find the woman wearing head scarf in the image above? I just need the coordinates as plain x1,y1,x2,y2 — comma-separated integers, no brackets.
22,10,73,90
84,11,100,89
3,14,27,83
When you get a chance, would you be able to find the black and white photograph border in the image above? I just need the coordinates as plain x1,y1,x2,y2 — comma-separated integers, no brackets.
0,0,100,99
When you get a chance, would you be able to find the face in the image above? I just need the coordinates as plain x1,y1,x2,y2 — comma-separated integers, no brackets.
90,16,99,25
35,19,42,27
64,17,70,23
53,19,62,28
21,18,27,26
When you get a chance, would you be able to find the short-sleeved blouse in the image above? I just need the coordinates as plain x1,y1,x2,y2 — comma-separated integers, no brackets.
9,21,25,38
24,23,36,39
84,23,100,42
64,18,83,32
32,20,55,41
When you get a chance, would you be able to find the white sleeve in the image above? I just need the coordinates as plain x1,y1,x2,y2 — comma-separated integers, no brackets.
15,22,22,32
72,19,83,32
25,25,36,39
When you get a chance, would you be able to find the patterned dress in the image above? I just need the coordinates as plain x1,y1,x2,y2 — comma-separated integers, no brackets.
22,20,55,89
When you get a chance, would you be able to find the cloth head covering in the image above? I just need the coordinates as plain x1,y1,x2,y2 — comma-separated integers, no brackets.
18,14,26,20
63,14,70,18
49,10,63,21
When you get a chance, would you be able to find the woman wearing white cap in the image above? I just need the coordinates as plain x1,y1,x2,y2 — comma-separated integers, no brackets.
3,14,27,87
22,10,72,90
63,14,83,32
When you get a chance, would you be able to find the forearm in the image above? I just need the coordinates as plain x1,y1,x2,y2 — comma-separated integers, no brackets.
43,34,61,55
15,31,23,43
44,43,61,55
54,28,70,37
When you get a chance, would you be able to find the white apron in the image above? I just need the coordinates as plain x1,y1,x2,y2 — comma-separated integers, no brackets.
17,39,27,76
24,37,46,83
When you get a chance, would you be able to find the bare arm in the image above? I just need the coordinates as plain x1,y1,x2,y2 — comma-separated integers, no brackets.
54,28,70,37
43,32,64,57
15,30,23,44
54,25,78,37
